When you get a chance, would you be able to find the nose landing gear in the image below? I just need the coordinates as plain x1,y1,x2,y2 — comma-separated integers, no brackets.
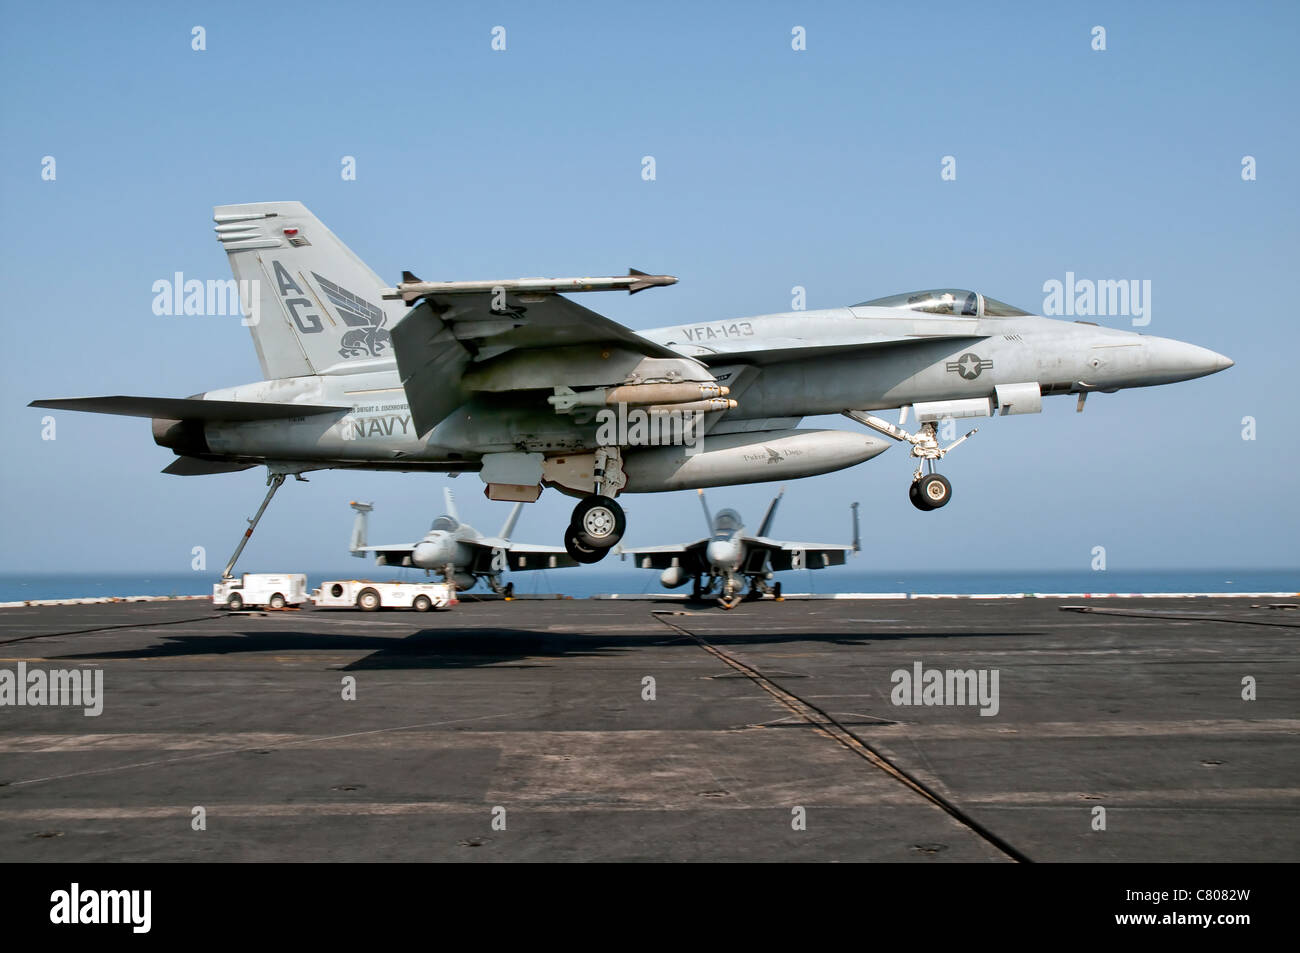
910,471,953,511
846,410,975,513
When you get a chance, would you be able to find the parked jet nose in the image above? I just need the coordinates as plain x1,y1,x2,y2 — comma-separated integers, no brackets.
412,533,454,569
705,539,742,572
1137,336,1234,386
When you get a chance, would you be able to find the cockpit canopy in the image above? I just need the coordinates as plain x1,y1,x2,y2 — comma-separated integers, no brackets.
712,508,742,534
431,515,458,532
853,289,1031,318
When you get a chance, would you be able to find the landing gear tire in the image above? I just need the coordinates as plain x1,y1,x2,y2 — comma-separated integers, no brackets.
357,587,381,611
503,582,515,600
412,595,432,612
773,581,783,601
565,530,607,564
226,593,243,611
909,482,929,510
268,592,286,610
915,473,952,509
691,576,704,601
570,495,626,549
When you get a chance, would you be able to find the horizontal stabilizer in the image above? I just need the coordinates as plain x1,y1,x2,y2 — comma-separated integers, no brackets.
161,457,258,476
30,396,349,422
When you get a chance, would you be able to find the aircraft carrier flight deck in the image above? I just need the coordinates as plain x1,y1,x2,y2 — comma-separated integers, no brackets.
0,596,1296,863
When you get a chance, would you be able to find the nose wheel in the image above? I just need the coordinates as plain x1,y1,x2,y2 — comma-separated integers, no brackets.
845,410,974,515
910,473,952,510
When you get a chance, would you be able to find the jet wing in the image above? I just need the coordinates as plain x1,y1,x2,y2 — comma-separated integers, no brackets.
463,539,579,571
620,539,710,570
742,537,854,571
501,543,580,571
356,544,417,567
392,290,689,437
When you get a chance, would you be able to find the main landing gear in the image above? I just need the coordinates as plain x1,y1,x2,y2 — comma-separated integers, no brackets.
563,447,627,564
845,410,975,513
690,573,783,609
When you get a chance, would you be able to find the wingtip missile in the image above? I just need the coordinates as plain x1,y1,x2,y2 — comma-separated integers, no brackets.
383,271,678,303
627,268,677,294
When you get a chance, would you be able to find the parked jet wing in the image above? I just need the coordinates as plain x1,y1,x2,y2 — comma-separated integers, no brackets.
469,540,579,571
392,289,691,437
619,539,710,570
28,396,349,422
353,544,418,567
742,536,855,570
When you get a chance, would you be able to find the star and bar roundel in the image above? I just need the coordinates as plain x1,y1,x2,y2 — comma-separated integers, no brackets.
946,352,994,380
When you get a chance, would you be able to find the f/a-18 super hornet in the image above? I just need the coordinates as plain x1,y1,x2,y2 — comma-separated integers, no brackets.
348,488,576,596
30,202,1233,570
620,488,860,608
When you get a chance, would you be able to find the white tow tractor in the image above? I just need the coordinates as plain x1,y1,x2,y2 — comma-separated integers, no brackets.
213,573,308,610
311,579,456,612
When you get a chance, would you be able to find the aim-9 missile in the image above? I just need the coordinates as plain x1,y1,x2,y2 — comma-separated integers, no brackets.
383,268,677,304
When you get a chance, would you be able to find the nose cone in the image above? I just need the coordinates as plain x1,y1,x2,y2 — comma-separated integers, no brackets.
706,539,742,571
1142,337,1234,384
412,534,453,569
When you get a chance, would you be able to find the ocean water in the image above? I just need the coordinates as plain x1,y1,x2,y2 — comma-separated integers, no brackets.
1,567,1295,602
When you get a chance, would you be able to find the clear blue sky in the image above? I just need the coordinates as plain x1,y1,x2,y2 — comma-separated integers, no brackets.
1,1,1296,573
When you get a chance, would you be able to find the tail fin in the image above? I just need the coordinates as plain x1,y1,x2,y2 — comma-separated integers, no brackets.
698,489,713,534
349,500,373,555
498,502,523,540
214,202,403,379
443,487,460,524
757,486,786,537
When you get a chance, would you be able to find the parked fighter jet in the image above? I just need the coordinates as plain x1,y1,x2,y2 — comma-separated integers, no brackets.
348,489,575,596
30,202,1233,573
620,489,860,608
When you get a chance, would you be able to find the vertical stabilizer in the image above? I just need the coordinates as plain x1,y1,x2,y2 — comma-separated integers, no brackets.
698,489,713,534
757,486,786,538
349,500,373,555
499,502,523,540
213,201,403,379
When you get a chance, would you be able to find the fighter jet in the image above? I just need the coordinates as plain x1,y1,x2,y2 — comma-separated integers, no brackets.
30,202,1233,572
620,489,860,608
348,489,576,597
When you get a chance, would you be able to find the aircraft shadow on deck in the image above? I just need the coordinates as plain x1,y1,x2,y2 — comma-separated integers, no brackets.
47,623,1043,671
